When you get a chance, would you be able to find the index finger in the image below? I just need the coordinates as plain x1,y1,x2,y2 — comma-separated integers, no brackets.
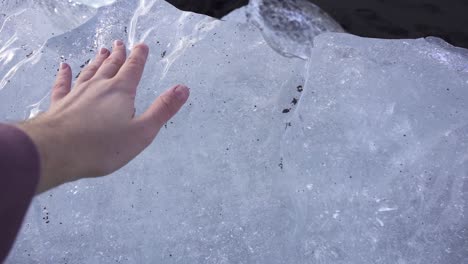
115,43,149,92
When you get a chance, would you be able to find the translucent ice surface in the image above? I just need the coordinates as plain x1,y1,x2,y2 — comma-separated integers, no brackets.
1,0,468,263
0,0,95,93
74,0,117,8
247,0,343,58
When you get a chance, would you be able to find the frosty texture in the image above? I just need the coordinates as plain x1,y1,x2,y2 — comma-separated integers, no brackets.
0,0,95,98
1,0,467,263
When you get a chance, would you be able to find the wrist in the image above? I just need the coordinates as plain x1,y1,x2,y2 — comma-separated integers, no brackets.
16,117,76,193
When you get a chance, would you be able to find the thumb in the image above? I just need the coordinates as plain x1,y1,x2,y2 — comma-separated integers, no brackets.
137,84,190,135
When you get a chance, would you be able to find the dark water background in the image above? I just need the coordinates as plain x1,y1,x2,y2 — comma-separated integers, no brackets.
166,0,468,49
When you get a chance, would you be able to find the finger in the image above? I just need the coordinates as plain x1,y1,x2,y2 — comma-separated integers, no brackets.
115,43,149,93
136,85,190,138
75,47,110,85
51,62,72,105
95,40,127,79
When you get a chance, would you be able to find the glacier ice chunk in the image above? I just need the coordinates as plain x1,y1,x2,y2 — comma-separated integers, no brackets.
0,0,467,263
247,0,343,58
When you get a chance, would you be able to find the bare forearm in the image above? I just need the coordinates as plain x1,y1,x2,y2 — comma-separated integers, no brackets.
16,120,72,194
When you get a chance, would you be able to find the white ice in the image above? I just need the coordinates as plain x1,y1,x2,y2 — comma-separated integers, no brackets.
1,0,467,263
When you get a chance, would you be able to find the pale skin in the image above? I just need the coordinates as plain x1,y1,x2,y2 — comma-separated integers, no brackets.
16,40,190,194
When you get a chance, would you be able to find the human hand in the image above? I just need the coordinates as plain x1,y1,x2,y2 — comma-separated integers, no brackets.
17,40,190,193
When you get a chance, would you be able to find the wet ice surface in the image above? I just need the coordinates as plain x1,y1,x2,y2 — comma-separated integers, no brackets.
0,0,95,96
247,0,343,58
1,0,468,263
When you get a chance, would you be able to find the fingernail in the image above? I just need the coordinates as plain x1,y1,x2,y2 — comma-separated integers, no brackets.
100,47,108,54
114,40,124,46
174,85,189,101
60,62,67,70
